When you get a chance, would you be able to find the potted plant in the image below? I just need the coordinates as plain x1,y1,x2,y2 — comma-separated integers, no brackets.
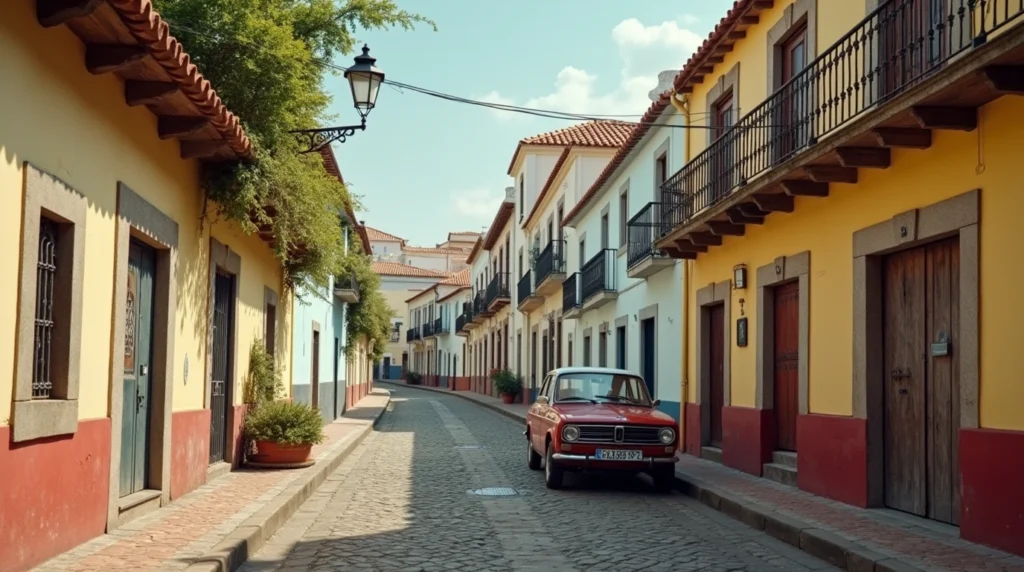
244,400,326,465
492,369,523,404
404,370,422,385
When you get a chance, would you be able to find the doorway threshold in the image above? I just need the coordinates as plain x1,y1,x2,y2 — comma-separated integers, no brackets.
207,461,231,482
115,489,162,528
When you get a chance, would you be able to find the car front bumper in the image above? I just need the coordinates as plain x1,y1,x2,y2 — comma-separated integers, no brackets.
551,452,680,467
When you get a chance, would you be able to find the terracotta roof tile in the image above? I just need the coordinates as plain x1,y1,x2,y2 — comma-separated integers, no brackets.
449,231,482,236
465,237,484,265
104,0,252,159
365,227,406,243
402,245,473,256
522,146,573,230
507,121,634,174
482,202,516,251
672,0,760,94
371,262,448,278
439,268,471,286
562,93,673,227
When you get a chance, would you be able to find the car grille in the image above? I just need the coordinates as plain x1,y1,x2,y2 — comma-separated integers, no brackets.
575,425,664,445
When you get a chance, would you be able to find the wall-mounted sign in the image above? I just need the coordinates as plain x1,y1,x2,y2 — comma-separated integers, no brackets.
736,317,748,347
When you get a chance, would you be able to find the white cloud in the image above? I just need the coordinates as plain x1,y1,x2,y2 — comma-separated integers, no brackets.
481,17,704,120
450,188,504,224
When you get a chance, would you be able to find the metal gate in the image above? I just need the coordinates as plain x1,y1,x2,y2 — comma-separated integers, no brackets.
209,270,233,464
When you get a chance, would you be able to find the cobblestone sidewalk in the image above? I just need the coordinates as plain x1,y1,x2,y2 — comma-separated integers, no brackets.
31,389,391,572
385,382,1024,572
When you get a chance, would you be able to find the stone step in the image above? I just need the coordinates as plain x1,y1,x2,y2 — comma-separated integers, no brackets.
701,446,723,464
762,462,798,487
772,450,798,468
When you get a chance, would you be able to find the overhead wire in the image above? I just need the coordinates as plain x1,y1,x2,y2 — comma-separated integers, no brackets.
160,16,787,131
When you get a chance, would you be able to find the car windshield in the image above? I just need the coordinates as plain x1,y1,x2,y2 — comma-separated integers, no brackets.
552,372,653,406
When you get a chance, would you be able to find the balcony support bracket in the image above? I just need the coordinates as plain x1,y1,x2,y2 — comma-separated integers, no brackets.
835,147,891,169
981,65,1024,94
688,232,724,246
805,165,858,184
911,106,978,132
873,128,932,149
753,193,795,213
780,180,830,198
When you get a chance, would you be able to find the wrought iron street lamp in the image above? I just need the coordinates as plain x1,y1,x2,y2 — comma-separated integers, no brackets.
292,45,385,153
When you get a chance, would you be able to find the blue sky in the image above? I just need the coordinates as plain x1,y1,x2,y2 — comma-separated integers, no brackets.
326,0,734,246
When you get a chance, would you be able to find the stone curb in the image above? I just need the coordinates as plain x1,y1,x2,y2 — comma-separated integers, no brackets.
183,389,393,572
387,381,924,572
377,381,527,424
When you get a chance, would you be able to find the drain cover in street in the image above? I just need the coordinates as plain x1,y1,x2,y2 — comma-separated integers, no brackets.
469,487,519,497
454,445,485,450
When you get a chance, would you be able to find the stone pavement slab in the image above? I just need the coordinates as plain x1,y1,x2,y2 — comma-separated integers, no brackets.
385,382,1024,572
31,388,391,572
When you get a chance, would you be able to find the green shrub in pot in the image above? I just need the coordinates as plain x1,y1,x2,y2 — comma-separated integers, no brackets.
491,369,523,397
243,400,326,447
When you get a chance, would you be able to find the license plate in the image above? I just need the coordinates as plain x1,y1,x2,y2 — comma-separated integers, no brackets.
594,449,643,461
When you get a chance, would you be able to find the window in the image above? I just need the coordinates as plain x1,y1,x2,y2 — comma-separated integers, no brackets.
516,331,522,375
578,239,586,267
519,175,525,221
618,189,629,248
539,374,553,399
556,320,563,368
568,339,574,366
616,325,626,369
542,332,549,376
598,331,608,367
583,335,592,366
33,219,58,398
600,213,609,250
264,300,277,358
552,372,653,406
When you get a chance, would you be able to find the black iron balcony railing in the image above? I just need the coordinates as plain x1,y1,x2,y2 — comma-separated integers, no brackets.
659,0,1024,234
562,272,581,313
462,300,474,321
434,317,449,335
626,202,671,269
535,240,565,285
455,312,468,333
473,290,487,314
517,270,533,303
405,328,418,343
485,272,510,307
581,249,616,303
422,320,434,337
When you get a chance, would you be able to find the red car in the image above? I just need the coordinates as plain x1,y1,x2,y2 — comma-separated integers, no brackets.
525,367,680,490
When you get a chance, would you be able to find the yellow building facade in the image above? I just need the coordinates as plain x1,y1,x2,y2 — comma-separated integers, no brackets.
0,2,292,570
649,0,1024,557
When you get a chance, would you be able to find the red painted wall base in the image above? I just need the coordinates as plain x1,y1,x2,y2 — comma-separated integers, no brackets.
0,419,111,572
684,402,701,456
230,405,246,468
170,409,211,500
722,406,774,476
960,427,1024,558
797,414,869,507
453,376,470,391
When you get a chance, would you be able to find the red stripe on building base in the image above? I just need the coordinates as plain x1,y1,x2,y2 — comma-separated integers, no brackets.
684,402,701,456
721,405,774,476
170,409,211,500
796,413,869,508
960,427,1024,557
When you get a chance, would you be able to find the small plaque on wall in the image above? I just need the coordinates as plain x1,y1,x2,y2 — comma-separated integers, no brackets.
736,317,748,347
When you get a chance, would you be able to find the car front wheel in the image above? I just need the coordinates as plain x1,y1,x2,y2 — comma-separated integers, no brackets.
651,465,674,492
544,443,563,489
527,436,542,470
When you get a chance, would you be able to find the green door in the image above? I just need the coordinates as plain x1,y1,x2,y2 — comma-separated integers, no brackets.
120,240,156,496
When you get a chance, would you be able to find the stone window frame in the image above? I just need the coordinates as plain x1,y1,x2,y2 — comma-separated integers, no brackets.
599,203,611,251
106,182,179,528
12,164,87,443
652,137,671,204
852,189,979,507
766,0,818,93
206,238,242,465
705,64,740,146
755,252,811,417
696,281,732,447
639,304,660,398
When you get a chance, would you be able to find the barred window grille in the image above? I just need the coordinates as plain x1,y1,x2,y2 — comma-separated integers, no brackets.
33,219,58,398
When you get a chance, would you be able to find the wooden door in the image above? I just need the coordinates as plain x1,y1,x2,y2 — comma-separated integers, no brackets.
120,240,156,496
209,270,233,464
311,329,321,410
777,25,809,162
641,318,656,397
708,305,726,448
712,95,735,201
883,237,960,524
774,281,800,451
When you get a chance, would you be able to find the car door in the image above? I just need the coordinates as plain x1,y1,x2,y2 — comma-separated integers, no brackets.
530,374,553,452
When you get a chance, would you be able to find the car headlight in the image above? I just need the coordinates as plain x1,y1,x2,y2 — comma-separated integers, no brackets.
562,425,580,442
659,427,676,444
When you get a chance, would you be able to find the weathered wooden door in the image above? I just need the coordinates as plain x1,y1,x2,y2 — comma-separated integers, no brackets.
708,305,726,448
209,270,234,464
883,237,960,524
774,281,800,452
120,240,156,496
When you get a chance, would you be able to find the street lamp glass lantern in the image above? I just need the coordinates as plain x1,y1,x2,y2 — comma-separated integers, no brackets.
345,45,385,120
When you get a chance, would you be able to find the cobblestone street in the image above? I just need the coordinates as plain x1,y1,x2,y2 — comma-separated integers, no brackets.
242,386,835,572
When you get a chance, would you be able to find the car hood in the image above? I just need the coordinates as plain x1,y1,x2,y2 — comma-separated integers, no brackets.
552,403,676,425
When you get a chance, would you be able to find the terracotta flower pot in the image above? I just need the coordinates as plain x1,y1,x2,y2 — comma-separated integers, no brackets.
501,392,516,404
252,440,313,464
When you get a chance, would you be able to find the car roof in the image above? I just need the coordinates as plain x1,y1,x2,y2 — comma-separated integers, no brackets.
548,366,640,377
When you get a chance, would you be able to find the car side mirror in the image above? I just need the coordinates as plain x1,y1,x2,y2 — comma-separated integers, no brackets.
652,399,661,407
535,395,549,405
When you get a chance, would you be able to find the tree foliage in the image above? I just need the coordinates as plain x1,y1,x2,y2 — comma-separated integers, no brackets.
342,243,394,361
154,0,434,291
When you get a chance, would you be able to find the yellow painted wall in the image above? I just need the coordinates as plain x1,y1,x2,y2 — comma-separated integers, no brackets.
684,95,1024,432
0,0,288,423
